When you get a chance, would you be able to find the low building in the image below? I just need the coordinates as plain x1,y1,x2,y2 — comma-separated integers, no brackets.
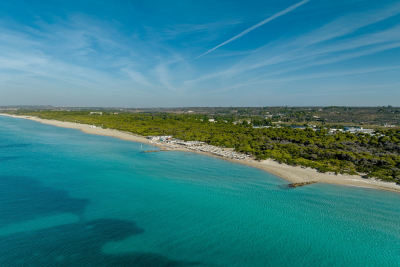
147,135,172,141
328,128,343,134
344,127,374,134
253,126,271,129
176,141,205,146
289,126,306,130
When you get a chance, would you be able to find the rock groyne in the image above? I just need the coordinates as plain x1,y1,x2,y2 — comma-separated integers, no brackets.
288,181,318,188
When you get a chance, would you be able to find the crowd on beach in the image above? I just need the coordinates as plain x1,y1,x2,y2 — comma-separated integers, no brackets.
149,138,252,161
186,144,251,160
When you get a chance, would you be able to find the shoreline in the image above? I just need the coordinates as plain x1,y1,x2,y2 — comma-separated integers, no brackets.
2,113,400,194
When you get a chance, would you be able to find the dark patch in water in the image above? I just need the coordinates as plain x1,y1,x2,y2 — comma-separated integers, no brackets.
0,176,89,227
0,156,21,162
276,184,293,190
0,218,203,267
0,143,30,149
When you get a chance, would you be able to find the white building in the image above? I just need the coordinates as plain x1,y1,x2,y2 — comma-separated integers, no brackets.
176,141,205,146
253,126,271,129
344,127,374,134
384,124,396,127
147,135,172,141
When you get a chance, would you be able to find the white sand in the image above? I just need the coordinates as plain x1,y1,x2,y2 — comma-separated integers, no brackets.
2,114,399,194
0,114,150,144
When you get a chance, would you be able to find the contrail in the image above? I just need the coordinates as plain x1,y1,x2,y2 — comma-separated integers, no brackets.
195,0,311,59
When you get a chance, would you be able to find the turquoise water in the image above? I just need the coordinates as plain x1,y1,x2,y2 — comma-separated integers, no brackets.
0,116,400,267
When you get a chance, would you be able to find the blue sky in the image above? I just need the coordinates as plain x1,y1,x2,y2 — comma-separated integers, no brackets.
0,0,399,107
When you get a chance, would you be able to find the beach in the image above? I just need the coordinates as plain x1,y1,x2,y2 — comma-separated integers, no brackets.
2,113,400,194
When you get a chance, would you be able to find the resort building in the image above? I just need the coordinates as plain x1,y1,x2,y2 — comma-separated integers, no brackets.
344,127,374,134
253,126,271,129
384,124,396,127
176,141,205,146
147,135,173,141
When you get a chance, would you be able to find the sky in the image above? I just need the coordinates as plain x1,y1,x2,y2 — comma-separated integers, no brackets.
0,0,399,107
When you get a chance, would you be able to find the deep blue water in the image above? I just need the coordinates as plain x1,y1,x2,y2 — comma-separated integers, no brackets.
0,115,400,267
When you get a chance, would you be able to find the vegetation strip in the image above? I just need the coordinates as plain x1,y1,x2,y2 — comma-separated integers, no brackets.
6,110,400,184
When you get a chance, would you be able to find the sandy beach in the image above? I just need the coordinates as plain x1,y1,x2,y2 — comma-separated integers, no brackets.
2,113,400,194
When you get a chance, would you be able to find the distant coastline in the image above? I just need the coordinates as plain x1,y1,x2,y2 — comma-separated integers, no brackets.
2,113,400,194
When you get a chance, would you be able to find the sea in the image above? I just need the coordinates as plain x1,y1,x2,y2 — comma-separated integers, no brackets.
0,115,399,267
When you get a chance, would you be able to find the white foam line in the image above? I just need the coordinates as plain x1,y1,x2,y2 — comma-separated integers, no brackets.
345,179,371,183
344,185,377,190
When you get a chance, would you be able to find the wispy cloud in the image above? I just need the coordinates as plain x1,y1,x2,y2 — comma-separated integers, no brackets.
121,68,153,87
1,0,399,106
195,0,311,59
216,65,400,92
188,1,400,92
0,15,178,92
232,24,400,82
154,59,183,91
162,20,242,40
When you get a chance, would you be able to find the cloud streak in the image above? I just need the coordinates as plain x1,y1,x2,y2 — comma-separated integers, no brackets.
188,2,400,91
1,0,399,106
195,0,311,59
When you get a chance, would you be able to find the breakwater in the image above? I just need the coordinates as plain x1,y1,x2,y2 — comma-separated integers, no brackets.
288,181,318,187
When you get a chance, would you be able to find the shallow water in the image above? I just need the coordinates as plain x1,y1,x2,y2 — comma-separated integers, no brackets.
0,116,399,267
